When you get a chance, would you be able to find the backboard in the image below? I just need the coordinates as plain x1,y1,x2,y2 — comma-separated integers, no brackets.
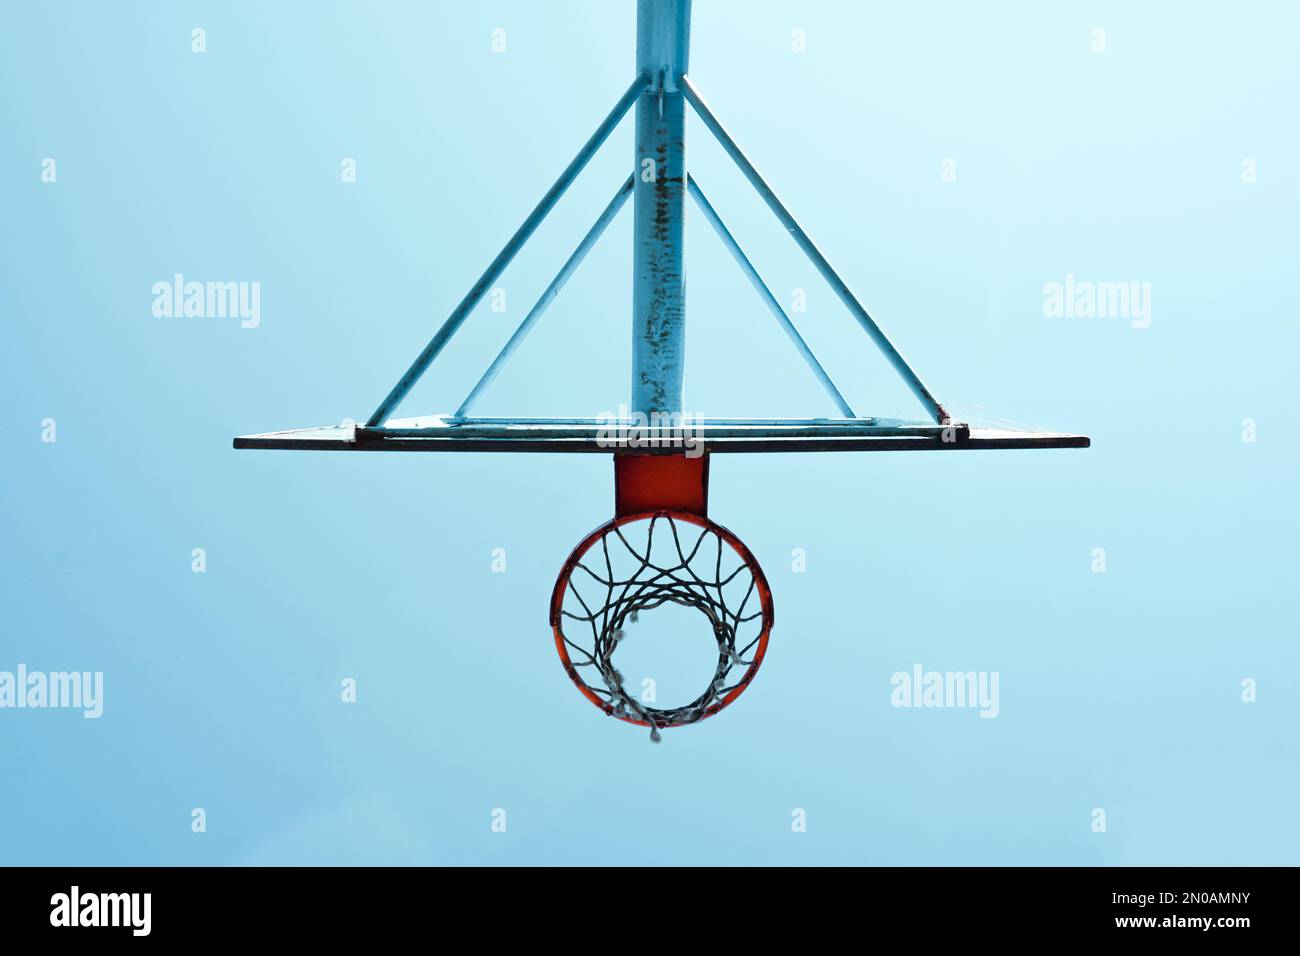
235,416,1088,454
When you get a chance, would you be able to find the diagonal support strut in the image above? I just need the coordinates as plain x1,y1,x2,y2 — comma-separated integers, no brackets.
455,175,636,418
365,74,649,427
679,73,951,425
687,174,856,418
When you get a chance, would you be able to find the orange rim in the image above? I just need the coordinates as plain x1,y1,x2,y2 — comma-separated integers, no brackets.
549,509,773,728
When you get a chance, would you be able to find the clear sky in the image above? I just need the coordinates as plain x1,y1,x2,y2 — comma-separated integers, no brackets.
2,0,1297,865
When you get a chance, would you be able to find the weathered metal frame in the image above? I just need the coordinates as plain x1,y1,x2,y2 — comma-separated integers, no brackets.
236,0,1088,455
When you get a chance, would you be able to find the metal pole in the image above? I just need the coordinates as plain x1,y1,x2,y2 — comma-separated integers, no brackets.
680,74,952,425
687,175,856,418
365,74,647,427
455,175,635,418
631,0,691,417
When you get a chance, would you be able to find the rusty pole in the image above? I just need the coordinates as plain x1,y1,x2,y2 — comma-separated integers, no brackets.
630,0,691,419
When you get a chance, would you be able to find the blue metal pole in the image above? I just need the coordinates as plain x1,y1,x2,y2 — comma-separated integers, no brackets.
455,175,635,418
365,74,648,427
631,0,691,417
679,74,952,425
687,174,856,418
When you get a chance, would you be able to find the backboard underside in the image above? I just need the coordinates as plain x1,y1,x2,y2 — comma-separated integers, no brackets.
233,12,1089,459
234,416,1090,454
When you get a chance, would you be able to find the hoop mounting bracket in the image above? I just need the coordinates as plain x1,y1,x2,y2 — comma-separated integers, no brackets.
614,454,709,518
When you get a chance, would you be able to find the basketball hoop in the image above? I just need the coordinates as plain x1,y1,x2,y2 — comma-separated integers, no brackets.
234,0,1089,740
550,508,773,741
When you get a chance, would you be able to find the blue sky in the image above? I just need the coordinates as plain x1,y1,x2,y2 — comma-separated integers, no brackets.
2,1,1297,865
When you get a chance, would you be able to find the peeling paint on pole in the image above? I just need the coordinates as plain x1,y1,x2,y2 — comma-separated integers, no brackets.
631,0,691,417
